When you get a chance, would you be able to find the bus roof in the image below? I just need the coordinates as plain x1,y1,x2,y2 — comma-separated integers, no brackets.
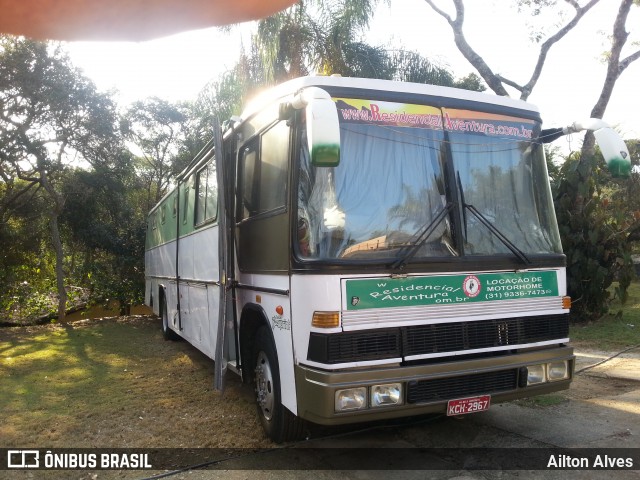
240,76,540,121
151,76,541,217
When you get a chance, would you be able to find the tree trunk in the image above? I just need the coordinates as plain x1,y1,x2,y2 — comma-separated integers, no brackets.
575,0,639,214
423,0,601,99
49,210,68,322
38,163,68,322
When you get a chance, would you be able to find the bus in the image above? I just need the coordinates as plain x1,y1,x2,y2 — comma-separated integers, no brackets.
144,76,630,443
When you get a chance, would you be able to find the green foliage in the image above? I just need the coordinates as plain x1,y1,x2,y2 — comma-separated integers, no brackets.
121,97,190,207
2,269,58,323
190,0,485,138
515,393,566,408
552,148,639,322
570,281,640,348
0,36,146,323
252,0,482,90
452,73,486,92
192,46,266,136
254,0,379,81
60,167,146,310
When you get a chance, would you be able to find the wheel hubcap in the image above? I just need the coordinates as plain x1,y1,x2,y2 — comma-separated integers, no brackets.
255,351,274,421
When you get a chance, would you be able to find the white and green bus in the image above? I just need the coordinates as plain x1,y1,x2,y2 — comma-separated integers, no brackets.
144,76,630,442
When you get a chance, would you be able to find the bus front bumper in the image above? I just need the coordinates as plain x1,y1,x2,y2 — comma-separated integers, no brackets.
294,346,574,426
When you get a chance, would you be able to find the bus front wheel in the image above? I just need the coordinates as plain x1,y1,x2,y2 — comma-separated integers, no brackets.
253,326,305,443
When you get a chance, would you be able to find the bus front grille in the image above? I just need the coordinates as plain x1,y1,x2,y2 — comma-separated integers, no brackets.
307,314,568,364
406,369,518,404
308,329,402,363
403,315,569,357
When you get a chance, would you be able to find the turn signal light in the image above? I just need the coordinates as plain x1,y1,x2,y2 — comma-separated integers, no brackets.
312,311,340,328
562,296,572,309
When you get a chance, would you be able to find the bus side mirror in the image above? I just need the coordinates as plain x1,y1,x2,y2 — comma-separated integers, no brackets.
593,126,631,178
290,87,341,167
543,118,631,178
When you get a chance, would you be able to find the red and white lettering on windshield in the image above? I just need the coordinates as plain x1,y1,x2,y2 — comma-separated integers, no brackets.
339,102,534,139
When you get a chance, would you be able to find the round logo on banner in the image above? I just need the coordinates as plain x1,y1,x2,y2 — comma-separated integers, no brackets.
463,275,481,298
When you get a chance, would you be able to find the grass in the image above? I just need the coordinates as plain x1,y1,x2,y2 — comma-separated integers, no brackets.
514,394,567,409
0,316,267,449
570,282,640,349
3,285,640,449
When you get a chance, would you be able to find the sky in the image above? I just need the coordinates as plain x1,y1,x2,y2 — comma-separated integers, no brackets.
64,0,640,147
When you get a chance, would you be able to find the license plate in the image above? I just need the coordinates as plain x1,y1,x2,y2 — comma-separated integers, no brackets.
446,395,491,416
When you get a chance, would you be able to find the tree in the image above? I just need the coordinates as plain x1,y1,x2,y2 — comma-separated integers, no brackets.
0,178,54,322
195,0,483,133
420,0,640,320
422,0,603,100
60,166,146,313
552,147,638,318
552,0,640,319
255,0,380,82
191,44,267,137
0,36,121,321
579,0,640,157
121,97,189,209
420,0,639,155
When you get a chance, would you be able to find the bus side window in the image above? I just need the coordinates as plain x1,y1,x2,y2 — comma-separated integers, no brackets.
259,121,289,212
182,181,189,225
239,121,289,220
194,159,218,226
241,145,258,219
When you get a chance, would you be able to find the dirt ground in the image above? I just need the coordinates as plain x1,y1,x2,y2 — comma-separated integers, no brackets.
1,316,637,448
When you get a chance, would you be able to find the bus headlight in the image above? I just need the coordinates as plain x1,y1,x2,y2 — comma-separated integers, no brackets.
335,387,367,412
371,383,403,408
527,364,547,385
547,361,569,381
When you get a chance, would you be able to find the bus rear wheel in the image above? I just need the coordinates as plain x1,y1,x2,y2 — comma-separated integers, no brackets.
253,326,305,443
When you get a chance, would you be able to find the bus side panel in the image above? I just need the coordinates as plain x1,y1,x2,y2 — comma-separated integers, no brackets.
178,226,220,360
165,280,180,334
145,240,177,316
144,249,156,313
237,274,298,414
290,274,343,365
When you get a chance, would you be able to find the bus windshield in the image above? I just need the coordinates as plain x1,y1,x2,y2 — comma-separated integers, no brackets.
296,99,563,263
450,131,562,256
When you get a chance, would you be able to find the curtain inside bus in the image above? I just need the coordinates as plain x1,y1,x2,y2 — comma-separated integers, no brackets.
296,101,562,263
449,131,562,256
298,123,455,260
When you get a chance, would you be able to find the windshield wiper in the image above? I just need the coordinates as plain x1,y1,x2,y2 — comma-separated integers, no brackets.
464,203,531,265
456,171,530,265
391,202,454,270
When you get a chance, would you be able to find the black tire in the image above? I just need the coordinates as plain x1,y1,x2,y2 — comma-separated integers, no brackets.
253,326,306,443
161,295,179,341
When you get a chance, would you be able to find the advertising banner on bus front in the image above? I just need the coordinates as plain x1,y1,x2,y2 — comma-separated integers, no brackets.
345,271,559,310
